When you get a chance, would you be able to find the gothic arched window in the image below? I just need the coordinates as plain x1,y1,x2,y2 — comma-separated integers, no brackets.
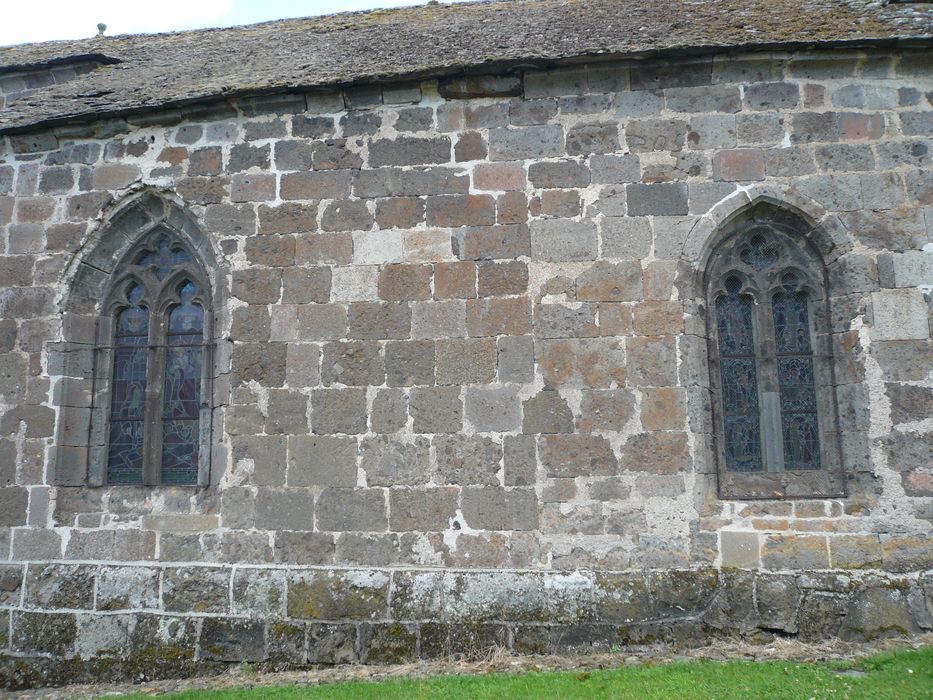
705,212,844,499
100,233,211,486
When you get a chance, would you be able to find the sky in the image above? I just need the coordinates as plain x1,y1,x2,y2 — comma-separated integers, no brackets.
0,0,475,47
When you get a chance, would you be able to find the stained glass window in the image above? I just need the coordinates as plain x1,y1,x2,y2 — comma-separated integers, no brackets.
716,277,762,472
708,224,833,483
773,280,821,470
107,284,148,484
103,235,208,486
161,282,203,485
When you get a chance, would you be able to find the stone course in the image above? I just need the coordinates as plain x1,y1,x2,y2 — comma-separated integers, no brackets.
0,46,931,685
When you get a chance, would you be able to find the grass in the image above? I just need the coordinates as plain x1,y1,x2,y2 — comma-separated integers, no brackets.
130,646,933,699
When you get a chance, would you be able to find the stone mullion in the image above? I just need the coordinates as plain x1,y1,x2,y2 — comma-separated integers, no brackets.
755,284,785,474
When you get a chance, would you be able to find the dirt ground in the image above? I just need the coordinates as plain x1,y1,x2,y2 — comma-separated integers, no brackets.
5,633,932,699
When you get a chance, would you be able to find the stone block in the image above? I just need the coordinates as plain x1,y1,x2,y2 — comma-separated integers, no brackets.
625,119,687,153
601,217,652,259
360,622,418,664
627,183,688,216
465,386,522,432
537,338,626,388
761,535,830,570
462,487,537,531
466,297,532,336
474,162,526,191
378,264,433,302
452,223,530,260
405,386,461,434
523,391,574,434
12,611,76,655
840,587,919,641
287,569,390,620
297,305,347,341
307,622,357,663
264,389,309,434
412,300,467,339
576,389,635,432
434,261,477,299
273,532,335,566
530,219,598,261
321,341,385,386
321,200,373,232
374,196,426,230
434,434,502,485
389,487,459,531
347,301,411,339
162,567,229,613
369,136,451,167
200,618,266,662
626,335,677,386
371,389,408,433
361,436,431,486
24,564,94,610
590,154,640,184
871,289,929,340
878,251,933,288
311,388,368,434
720,531,760,568
255,488,315,531
566,123,619,155
488,125,565,160
620,432,690,474
641,386,687,430
232,568,287,617
713,149,765,181
436,337,497,385
540,434,617,477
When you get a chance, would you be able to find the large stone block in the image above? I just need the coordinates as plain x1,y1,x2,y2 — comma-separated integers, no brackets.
361,436,431,486
162,567,230,613
461,487,538,531
540,434,618,477
316,488,387,532
434,434,502,485
287,569,390,620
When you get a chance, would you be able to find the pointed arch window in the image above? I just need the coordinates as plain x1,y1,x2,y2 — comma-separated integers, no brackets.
98,233,212,486
705,216,844,499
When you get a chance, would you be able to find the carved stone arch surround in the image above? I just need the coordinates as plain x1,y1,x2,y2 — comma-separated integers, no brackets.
680,188,863,501
51,189,229,488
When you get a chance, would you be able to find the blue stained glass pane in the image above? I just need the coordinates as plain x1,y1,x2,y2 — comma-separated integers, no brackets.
724,415,763,473
716,293,756,355
716,290,762,472
137,237,191,280
772,290,821,471
108,291,149,483
107,420,144,484
161,420,200,485
160,295,203,484
739,233,778,271
777,358,817,412
773,291,812,353
782,413,821,471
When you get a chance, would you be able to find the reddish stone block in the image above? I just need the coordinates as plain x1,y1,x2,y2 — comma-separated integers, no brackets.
434,261,476,299
496,192,528,224
712,149,766,181
455,131,488,162
840,113,884,140
467,297,532,336
426,195,496,228
378,264,433,301
473,162,526,191
477,261,528,297
375,197,425,229
633,301,684,336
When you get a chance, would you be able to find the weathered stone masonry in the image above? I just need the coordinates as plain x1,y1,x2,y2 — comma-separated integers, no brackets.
0,44,932,685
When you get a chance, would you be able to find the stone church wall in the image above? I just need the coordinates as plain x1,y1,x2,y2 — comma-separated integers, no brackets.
0,47,930,685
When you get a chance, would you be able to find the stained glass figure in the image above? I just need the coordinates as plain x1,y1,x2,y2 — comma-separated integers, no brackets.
773,289,821,470
716,276,762,472
107,283,148,484
161,281,203,484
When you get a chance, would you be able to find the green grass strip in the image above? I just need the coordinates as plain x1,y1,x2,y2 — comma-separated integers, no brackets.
128,646,933,700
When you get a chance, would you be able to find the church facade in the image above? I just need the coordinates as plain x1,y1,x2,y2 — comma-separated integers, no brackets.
0,0,931,686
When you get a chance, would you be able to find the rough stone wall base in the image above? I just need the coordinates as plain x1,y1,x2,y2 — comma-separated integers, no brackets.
1,566,930,689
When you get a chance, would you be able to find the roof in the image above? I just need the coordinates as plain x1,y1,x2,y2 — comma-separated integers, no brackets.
1,0,932,135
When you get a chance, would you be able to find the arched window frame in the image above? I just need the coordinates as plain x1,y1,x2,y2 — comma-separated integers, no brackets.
91,229,213,486
704,214,845,499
